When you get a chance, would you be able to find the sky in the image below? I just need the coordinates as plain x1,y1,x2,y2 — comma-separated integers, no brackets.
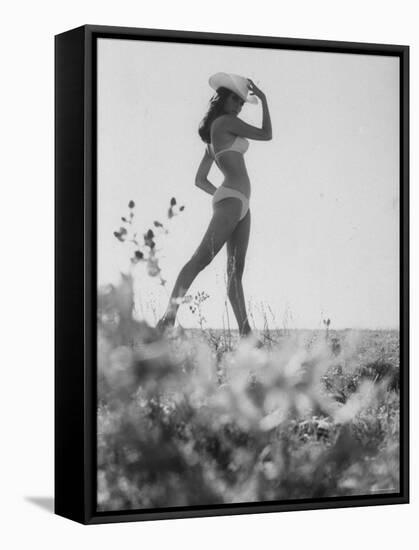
97,37,399,330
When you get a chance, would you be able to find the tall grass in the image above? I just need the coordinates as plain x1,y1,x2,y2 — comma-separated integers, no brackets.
97,273,399,511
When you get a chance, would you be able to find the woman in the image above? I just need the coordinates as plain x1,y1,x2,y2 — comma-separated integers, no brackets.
157,72,272,336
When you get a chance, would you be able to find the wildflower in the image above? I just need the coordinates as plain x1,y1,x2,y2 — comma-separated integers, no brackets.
113,231,125,242
147,257,161,277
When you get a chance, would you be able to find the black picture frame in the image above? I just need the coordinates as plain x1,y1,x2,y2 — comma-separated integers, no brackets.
55,24,409,525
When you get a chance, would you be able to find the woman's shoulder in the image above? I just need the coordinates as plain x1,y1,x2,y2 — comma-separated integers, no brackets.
211,114,235,133
214,113,234,125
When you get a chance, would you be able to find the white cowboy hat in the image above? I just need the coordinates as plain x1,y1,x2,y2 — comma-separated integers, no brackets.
208,72,258,104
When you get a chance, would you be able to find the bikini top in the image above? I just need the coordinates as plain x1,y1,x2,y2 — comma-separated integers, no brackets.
208,136,249,160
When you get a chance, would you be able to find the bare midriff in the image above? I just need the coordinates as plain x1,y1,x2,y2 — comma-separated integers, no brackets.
215,153,251,199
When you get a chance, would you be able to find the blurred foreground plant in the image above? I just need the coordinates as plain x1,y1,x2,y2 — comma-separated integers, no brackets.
97,276,400,510
113,197,185,287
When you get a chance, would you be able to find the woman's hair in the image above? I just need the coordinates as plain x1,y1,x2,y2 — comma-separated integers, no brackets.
198,86,234,144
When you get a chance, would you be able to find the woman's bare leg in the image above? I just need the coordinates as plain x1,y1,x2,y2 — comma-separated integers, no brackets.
226,209,252,336
157,198,242,329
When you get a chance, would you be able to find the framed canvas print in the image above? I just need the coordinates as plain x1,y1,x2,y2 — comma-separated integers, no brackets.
55,25,409,524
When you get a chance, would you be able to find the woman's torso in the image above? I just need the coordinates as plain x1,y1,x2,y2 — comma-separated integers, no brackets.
210,118,251,198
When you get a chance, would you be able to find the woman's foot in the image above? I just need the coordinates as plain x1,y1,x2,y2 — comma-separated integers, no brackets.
239,329,264,349
239,322,252,337
156,314,176,334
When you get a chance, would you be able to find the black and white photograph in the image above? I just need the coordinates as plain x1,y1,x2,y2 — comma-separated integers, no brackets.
96,32,404,514
3,0,418,542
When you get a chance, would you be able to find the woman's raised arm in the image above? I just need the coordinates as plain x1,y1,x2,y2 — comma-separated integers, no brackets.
223,79,272,141
222,111,272,141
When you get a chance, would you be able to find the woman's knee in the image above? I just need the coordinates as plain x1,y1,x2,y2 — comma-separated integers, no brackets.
227,256,245,279
189,252,212,273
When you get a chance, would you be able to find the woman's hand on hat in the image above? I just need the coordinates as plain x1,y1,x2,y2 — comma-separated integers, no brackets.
247,78,265,100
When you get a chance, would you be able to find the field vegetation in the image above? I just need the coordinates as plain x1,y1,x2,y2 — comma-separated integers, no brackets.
97,200,400,511
97,273,399,511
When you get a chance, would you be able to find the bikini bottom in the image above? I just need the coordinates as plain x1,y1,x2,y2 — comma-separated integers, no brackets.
212,186,249,221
